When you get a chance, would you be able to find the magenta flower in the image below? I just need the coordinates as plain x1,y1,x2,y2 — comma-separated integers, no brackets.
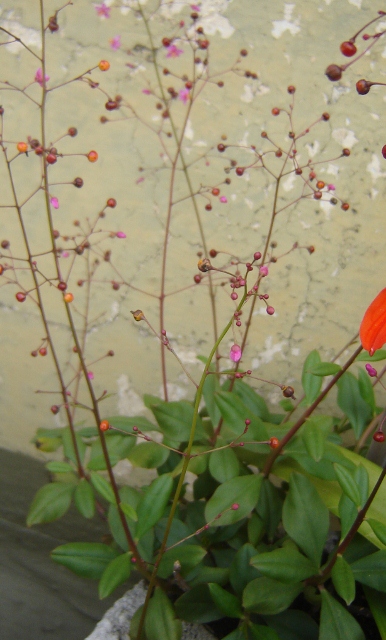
95,3,111,18
327,184,336,191
142,88,151,95
166,44,183,58
116,231,126,238
136,176,145,184
230,344,242,363
87,371,94,380
191,4,201,10
259,265,269,277
50,197,59,209
109,35,121,50
35,68,50,87
220,196,228,203
365,363,378,378
179,88,190,105
61,251,69,258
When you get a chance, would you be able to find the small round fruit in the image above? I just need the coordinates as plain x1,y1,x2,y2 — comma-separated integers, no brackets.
272,107,280,116
356,79,371,95
209,249,217,258
269,437,280,448
39,347,47,356
316,181,325,189
212,188,220,196
236,167,244,176
194,274,201,284
105,100,118,111
16,292,26,302
87,150,98,163
325,64,343,81
217,143,226,152
98,60,110,71
340,41,357,57
373,431,385,443
100,420,110,432
73,177,83,188
64,292,74,303
17,142,28,153
107,198,117,208
382,145,386,160
287,85,296,94
205,203,212,211
46,153,57,164
341,202,350,211
51,405,59,415
58,281,67,291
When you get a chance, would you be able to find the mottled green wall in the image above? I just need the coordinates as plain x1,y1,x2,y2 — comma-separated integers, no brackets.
0,0,385,457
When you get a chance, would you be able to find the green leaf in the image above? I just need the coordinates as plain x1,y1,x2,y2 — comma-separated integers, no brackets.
263,610,319,640
214,392,268,441
202,367,221,426
74,478,95,519
331,555,356,605
209,445,240,483
233,380,271,421
302,420,326,462
333,463,361,507
27,482,75,526
243,577,302,615
90,471,116,504
282,473,329,565
337,372,372,439
338,493,357,540
157,544,207,579
205,474,262,527
136,475,173,540
350,550,386,591
367,519,386,546
119,501,137,521
150,401,204,444
319,589,365,640
230,543,261,595
146,587,182,640
189,566,229,588
175,585,224,623
98,552,131,599
363,586,386,640
89,433,135,470
301,350,323,406
256,479,283,541
128,442,169,469
307,363,342,376
45,461,73,473
51,542,118,579
249,624,280,640
358,368,376,414
108,415,160,433
250,547,318,583
356,350,386,362
208,583,243,619
62,427,86,465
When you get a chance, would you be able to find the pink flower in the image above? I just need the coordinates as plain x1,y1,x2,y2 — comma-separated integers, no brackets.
87,371,94,380
166,44,183,58
191,4,200,10
142,88,151,95
136,176,145,184
259,265,269,277
95,3,110,18
365,363,377,378
50,197,59,209
35,68,49,87
220,196,227,203
61,251,69,258
116,231,126,238
179,88,190,105
327,183,336,191
230,344,242,363
109,35,121,50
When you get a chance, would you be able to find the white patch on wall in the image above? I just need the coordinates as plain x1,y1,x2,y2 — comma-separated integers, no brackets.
117,374,146,415
0,19,41,53
240,84,254,103
320,200,332,220
244,198,254,210
291,347,300,356
329,85,351,104
174,348,198,364
163,0,235,38
305,140,320,159
327,164,340,176
184,119,194,140
283,173,296,192
297,306,307,323
371,188,379,199
367,154,386,183
271,4,301,39
370,113,380,120
108,301,120,322
348,0,362,8
332,128,358,149
252,336,286,369
160,383,188,401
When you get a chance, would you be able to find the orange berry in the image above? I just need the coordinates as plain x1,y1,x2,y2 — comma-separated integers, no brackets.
98,60,110,71
316,181,325,190
17,142,28,153
269,437,280,449
100,420,110,431
64,292,74,303
87,150,98,163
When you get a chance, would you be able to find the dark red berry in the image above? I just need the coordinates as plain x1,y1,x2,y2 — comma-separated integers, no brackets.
162,37,171,47
105,100,118,111
240,49,248,56
356,79,371,95
287,85,296,94
373,432,385,443
31,350,38,357
35,146,44,155
1,240,10,249
16,292,26,302
107,198,117,208
322,112,330,121
46,153,57,164
325,64,343,81
48,16,59,32
209,249,217,258
205,203,212,211
272,107,280,116
212,188,220,196
53,230,60,238
194,274,201,284
51,405,59,414
341,202,349,211
108,350,114,356
282,385,295,398
382,145,386,159
236,167,244,176
58,281,67,291
217,81,224,87
314,191,322,200
217,143,226,152
73,177,83,188
68,127,77,137
342,148,350,157
340,41,357,57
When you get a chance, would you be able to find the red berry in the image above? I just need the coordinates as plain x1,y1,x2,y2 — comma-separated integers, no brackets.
100,420,110,432
341,202,349,211
58,281,67,291
340,41,357,57
68,127,77,137
254,251,261,260
107,198,117,208
269,437,280,448
46,153,57,164
342,148,350,157
35,146,44,155
39,347,47,356
240,49,248,56
373,432,385,443
205,203,212,211
1,240,10,249
16,292,26,302
356,79,371,95
236,167,244,176
49,18,59,32
307,246,315,254
209,249,217,258
0,264,3,275
108,350,114,356
322,112,330,121
282,385,295,398
266,306,275,315
275,150,282,157
31,350,38,357
212,188,220,196
217,144,226,152
87,150,98,163
162,37,171,47
51,405,59,414
382,145,386,159
194,274,201,284
325,64,343,81
287,85,296,94
231,503,239,510
314,191,322,200
105,100,118,111
272,107,280,116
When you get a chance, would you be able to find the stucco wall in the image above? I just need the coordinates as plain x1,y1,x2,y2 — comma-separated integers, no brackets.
0,0,385,457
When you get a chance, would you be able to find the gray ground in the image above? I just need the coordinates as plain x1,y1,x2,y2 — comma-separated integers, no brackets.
0,448,139,640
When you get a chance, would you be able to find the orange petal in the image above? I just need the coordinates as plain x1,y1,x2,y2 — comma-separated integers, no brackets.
360,288,386,355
